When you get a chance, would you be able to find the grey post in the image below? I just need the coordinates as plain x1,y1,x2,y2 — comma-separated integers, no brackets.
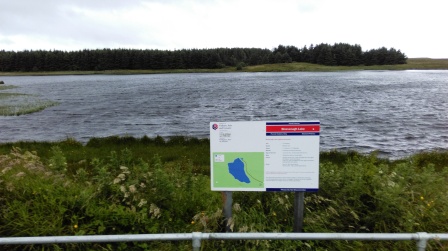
192,232,202,251
293,191,305,232
416,232,429,251
222,191,233,232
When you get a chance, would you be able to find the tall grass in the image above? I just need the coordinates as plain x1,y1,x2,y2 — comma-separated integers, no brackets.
1,136,447,250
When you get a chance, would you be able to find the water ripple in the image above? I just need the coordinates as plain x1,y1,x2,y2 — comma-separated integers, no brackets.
1,71,447,159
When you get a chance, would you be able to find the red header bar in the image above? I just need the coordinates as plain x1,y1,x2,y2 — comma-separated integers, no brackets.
266,125,320,133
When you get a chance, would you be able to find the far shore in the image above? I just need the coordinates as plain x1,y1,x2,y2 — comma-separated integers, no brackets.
0,58,447,77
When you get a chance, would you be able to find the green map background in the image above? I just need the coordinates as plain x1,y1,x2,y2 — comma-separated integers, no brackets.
213,152,264,189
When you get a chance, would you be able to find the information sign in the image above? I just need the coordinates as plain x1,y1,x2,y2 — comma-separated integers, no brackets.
210,121,320,191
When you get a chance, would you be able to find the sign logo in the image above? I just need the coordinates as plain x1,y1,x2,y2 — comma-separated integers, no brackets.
212,123,219,130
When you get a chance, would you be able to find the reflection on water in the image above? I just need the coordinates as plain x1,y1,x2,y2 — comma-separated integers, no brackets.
1,70,447,158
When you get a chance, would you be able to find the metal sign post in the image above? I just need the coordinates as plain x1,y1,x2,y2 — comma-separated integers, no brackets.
222,191,233,232
293,191,305,232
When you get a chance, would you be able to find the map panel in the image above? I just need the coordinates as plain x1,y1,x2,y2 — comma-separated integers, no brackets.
212,152,264,189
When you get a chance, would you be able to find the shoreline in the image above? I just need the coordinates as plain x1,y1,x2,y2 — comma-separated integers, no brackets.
1,135,446,161
0,58,447,76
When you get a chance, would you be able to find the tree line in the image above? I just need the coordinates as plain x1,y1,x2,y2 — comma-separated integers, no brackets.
0,43,407,72
273,43,407,66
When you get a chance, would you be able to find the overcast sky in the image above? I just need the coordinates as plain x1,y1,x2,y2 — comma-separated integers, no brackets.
1,0,447,58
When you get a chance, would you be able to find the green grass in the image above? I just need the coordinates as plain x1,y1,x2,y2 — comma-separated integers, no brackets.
0,85,59,116
1,136,448,250
0,58,447,76
245,58,448,72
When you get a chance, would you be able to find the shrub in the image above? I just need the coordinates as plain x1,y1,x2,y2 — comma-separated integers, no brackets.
1,141,447,250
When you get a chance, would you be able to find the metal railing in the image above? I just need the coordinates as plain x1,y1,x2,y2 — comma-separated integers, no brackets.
1,232,448,251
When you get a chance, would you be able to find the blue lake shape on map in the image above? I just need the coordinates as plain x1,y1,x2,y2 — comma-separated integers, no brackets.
228,158,250,183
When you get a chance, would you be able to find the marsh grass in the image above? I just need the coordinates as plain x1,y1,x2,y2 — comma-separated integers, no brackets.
0,85,58,116
1,136,448,250
0,85,17,91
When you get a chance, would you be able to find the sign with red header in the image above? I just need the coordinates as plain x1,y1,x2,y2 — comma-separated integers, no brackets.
210,121,320,192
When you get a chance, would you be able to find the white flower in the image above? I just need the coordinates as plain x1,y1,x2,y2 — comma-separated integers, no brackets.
233,203,241,212
138,199,147,208
150,203,161,219
129,185,137,193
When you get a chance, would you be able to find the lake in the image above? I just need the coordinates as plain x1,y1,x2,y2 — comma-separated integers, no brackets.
1,70,447,158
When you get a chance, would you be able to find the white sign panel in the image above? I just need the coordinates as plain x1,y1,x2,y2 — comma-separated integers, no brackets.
210,121,320,191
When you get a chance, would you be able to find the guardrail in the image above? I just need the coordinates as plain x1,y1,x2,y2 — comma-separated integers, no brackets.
1,232,448,251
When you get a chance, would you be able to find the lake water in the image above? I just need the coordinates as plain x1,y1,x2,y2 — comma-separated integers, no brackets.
1,71,447,158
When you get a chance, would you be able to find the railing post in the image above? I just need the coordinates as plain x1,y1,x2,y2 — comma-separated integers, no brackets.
192,232,202,251
416,232,429,251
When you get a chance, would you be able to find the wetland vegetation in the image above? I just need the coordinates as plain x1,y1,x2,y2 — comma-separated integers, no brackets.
1,136,447,250
0,84,58,116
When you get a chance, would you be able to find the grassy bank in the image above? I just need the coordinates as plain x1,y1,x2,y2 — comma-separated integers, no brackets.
0,58,447,76
245,58,448,72
1,136,448,250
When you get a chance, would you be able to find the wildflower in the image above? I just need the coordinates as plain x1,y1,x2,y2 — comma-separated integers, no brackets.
74,224,78,229
272,212,277,217
129,184,137,193
420,196,424,200
138,199,147,208
2,166,12,174
120,166,130,174
239,225,249,232
387,180,396,187
278,197,284,205
191,221,195,224
150,203,161,219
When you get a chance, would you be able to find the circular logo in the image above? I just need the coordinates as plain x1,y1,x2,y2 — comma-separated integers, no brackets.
212,123,218,130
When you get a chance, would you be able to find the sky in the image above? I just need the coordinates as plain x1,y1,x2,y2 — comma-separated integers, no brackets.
0,0,447,58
